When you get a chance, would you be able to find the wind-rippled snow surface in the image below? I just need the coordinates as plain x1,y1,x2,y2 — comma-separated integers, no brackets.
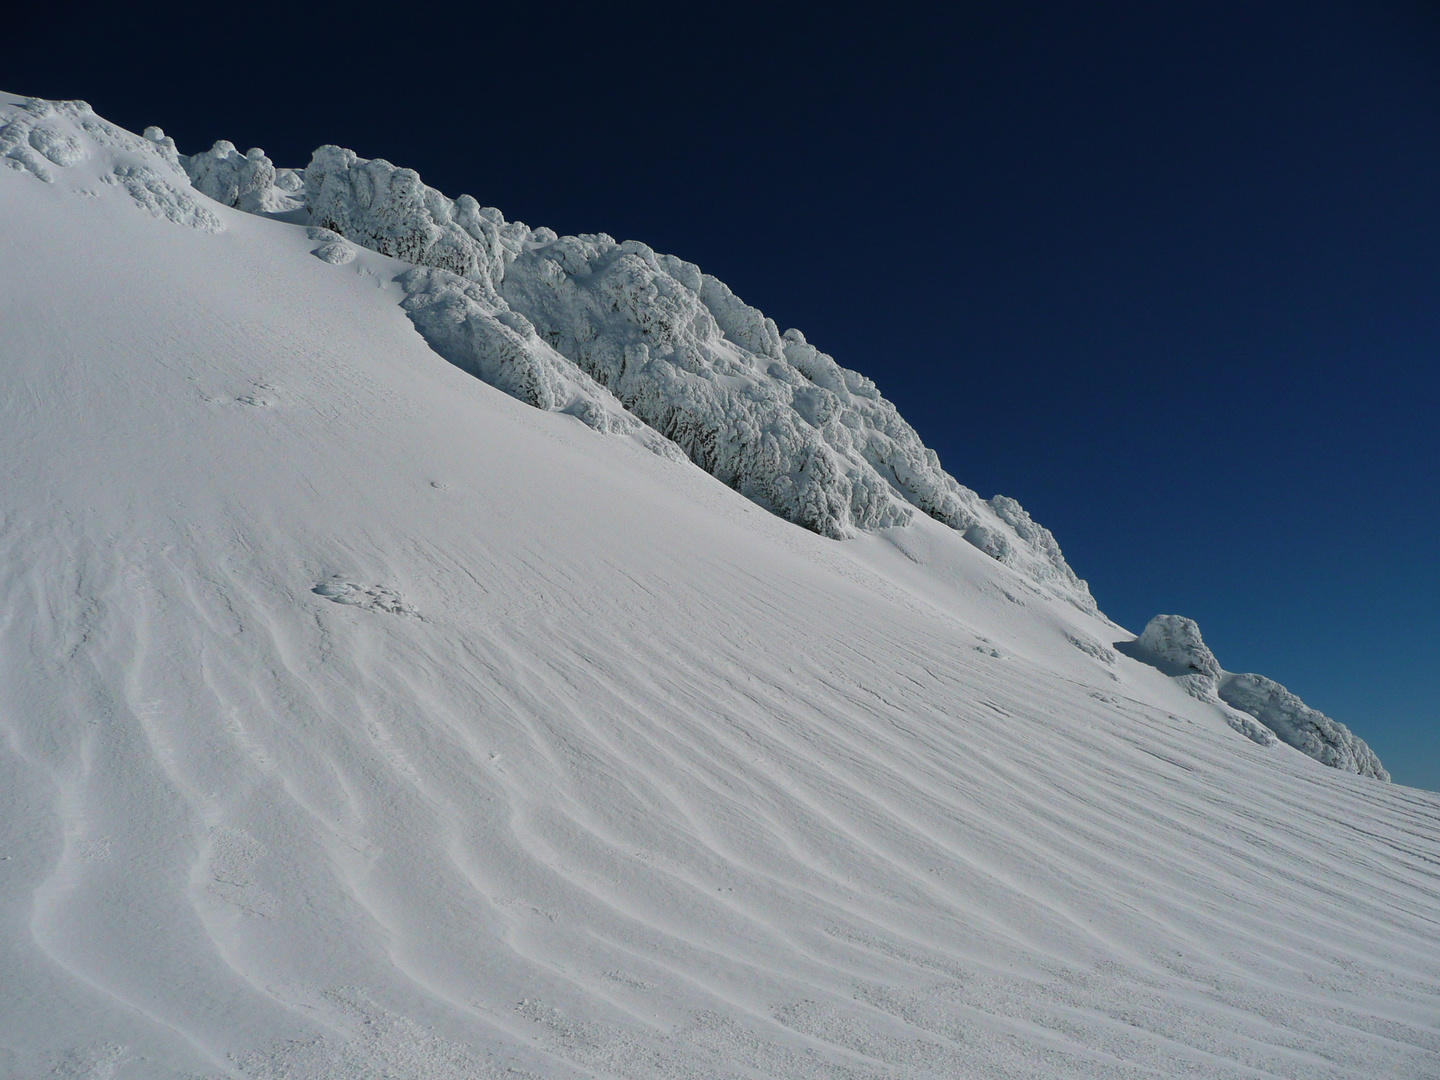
1,93,1437,1079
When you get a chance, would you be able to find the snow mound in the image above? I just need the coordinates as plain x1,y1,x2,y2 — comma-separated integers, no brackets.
184,140,302,215
1220,673,1390,781
312,576,419,617
1,96,221,232
1121,614,1385,776
295,145,1095,607
1133,614,1222,679
1,100,87,181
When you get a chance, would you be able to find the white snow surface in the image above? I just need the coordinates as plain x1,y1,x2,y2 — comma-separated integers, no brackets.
1,94,1436,1079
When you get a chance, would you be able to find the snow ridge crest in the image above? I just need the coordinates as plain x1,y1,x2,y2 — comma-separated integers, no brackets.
0,94,1094,611
294,145,1095,607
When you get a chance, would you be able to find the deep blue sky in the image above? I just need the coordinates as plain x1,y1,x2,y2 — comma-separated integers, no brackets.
12,2,1439,789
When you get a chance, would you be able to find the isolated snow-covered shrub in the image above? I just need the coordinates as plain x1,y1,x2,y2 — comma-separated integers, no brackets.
1123,614,1385,777
0,119,56,181
1219,674,1389,780
103,164,224,233
1135,615,1223,680
185,141,300,214
1067,631,1116,664
25,121,85,167
307,225,356,264
141,125,182,167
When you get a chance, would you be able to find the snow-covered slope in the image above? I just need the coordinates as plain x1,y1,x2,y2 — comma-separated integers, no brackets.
300,141,1096,607
2,94,1437,1080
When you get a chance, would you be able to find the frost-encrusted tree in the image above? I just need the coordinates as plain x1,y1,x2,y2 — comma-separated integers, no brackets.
1126,615,1389,780
1219,674,1389,780
185,141,294,213
182,140,1098,609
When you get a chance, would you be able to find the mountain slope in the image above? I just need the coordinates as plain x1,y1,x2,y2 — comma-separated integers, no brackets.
1,94,1437,1080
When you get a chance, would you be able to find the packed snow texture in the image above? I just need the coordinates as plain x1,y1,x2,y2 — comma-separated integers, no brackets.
1122,615,1387,778
301,144,1096,608
3,92,1431,1080
312,576,419,617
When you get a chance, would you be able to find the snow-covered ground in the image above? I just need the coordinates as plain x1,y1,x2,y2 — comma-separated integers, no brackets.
2,94,1437,1079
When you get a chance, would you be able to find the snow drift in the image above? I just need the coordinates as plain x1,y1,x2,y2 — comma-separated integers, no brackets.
1,93,1433,1080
